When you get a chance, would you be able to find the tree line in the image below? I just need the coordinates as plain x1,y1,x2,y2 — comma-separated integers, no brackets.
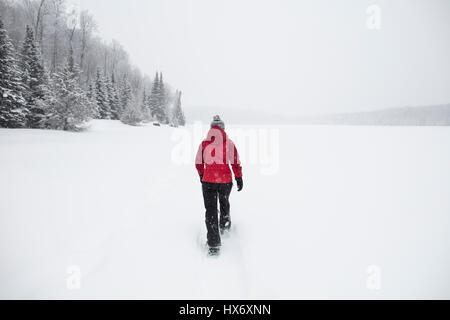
0,0,185,130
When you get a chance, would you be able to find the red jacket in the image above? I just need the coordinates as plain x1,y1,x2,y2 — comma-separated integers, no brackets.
196,126,243,184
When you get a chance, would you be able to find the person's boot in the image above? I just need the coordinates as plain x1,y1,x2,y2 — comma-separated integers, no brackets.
220,219,231,235
208,246,221,257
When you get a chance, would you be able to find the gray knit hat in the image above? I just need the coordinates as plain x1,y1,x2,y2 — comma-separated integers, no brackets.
211,115,225,130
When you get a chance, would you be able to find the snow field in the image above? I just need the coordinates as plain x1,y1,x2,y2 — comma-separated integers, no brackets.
0,121,449,299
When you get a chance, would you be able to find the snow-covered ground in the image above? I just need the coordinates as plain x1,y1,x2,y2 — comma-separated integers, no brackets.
1,120,449,299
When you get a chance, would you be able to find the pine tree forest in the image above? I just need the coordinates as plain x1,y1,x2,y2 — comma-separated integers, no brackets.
0,0,185,130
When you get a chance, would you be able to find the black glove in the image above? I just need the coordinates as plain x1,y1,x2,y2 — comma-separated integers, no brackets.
236,177,243,192
200,175,204,184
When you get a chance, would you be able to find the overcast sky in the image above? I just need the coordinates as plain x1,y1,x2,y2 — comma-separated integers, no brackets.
70,0,450,118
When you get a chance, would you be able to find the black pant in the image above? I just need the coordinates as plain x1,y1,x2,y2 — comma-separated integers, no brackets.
202,182,233,248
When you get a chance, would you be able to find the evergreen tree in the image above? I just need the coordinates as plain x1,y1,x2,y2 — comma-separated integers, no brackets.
157,72,169,124
140,89,152,122
148,72,169,124
0,7,184,130
148,72,159,121
21,26,52,128
109,72,120,120
146,91,154,121
48,61,92,131
119,76,132,119
68,46,75,76
172,90,185,127
121,93,143,126
0,20,27,128
37,73,58,129
94,69,110,119
87,81,95,101
86,80,99,119
105,75,114,119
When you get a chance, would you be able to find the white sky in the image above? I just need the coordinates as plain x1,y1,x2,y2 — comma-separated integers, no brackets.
70,0,450,117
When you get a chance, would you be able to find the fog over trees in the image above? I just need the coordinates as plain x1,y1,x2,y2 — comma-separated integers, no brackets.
0,0,185,130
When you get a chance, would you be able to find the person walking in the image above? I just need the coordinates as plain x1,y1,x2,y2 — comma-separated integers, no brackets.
195,116,243,256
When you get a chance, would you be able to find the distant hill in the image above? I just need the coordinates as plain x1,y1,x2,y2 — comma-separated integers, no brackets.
186,104,450,126
303,104,450,126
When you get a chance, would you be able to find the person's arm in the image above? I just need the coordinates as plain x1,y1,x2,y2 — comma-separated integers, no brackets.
229,141,242,179
195,142,205,179
231,142,243,191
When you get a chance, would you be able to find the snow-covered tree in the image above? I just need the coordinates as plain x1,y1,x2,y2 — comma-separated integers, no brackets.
47,60,93,131
147,72,159,121
36,74,59,129
0,20,27,128
140,89,152,122
171,90,185,127
148,72,170,124
108,72,120,120
94,68,110,119
86,80,99,119
157,72,169,124
120,93,143,126
20,25,50,128
0,4,187,129
119,76,132,118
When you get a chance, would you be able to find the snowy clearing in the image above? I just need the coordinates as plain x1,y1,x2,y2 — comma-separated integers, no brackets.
0,120,449,299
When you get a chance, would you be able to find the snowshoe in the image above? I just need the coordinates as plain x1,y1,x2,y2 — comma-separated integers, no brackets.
208,246,221,257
